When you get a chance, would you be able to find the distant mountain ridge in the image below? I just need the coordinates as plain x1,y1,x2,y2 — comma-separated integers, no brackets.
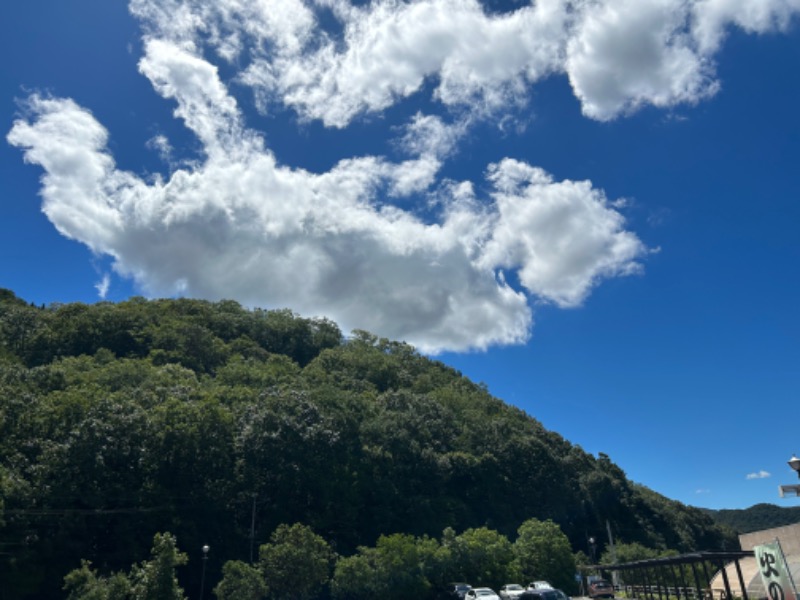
701,503,800,534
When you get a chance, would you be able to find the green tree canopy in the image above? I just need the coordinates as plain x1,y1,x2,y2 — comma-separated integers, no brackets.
448,527,519,590
63,561,132,600
514,519,576,592
259,523,334,600
0,289,738,599
63,533,186,600
331,533,431,600
128,532,188,600
213,560,267,600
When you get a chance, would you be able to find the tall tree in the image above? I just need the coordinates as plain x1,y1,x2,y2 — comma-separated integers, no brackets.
330,533,431,600
63,560,132,600
448,527,519,590
128,533,188,600
213,560,267,600
259,523,334,600
514,519,576,592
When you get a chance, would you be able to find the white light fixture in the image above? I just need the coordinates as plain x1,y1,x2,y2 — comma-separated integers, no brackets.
788,455,800,478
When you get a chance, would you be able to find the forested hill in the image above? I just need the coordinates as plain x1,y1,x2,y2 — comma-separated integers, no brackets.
702,503,800,534
0,289,735,597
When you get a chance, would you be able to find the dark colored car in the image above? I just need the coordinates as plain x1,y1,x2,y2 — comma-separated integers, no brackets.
451,583,472,599
588,580,615,599
520,589,561,600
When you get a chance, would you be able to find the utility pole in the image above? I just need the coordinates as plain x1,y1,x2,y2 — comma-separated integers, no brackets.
200,545,209,599
606,520,619,588
249,493,257,563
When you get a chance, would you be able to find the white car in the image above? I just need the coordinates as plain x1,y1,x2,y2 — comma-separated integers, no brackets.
466,588,501,600
527,581,553,590
500,584,526,599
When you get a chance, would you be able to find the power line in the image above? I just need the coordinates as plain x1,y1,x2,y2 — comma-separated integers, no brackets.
3,506,170,516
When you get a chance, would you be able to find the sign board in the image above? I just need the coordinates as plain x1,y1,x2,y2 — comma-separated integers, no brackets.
755,542,797,600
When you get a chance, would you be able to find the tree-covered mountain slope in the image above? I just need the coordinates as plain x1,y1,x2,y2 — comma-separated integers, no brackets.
0,289,736,598
702,503,800,534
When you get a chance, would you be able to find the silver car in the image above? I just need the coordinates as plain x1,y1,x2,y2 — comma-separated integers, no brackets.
500,584,526,599
466,588,501,600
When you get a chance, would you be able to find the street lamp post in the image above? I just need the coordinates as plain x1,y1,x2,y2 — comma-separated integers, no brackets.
589,537,597,565
789,456,800,477
200,545,210,600
779,455,800,497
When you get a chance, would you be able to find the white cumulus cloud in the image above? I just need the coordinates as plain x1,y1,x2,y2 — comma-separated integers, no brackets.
566,0,719,120
10,86,612,352
746,470,771,480
9,0,800,352
128,0,800,124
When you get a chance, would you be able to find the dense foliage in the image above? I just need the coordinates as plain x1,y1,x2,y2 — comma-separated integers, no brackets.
63,532,187,600
0,289,736,598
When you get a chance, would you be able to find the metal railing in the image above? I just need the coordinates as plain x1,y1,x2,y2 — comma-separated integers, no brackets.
618,584,737,600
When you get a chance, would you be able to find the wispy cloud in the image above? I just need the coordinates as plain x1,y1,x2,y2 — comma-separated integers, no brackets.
146,134,174,167
8,0,800,352
95,274,111,299
695,488,711,495
746,470,771,480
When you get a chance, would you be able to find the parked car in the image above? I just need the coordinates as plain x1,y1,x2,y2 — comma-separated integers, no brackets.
519,588,561,600
499,584,526,599
588,580,614,599
466,588,501,600
552,589,570,600
451,583,472,599
527,581,553,590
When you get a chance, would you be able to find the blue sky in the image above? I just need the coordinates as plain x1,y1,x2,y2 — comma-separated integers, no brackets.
2,0,799,513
